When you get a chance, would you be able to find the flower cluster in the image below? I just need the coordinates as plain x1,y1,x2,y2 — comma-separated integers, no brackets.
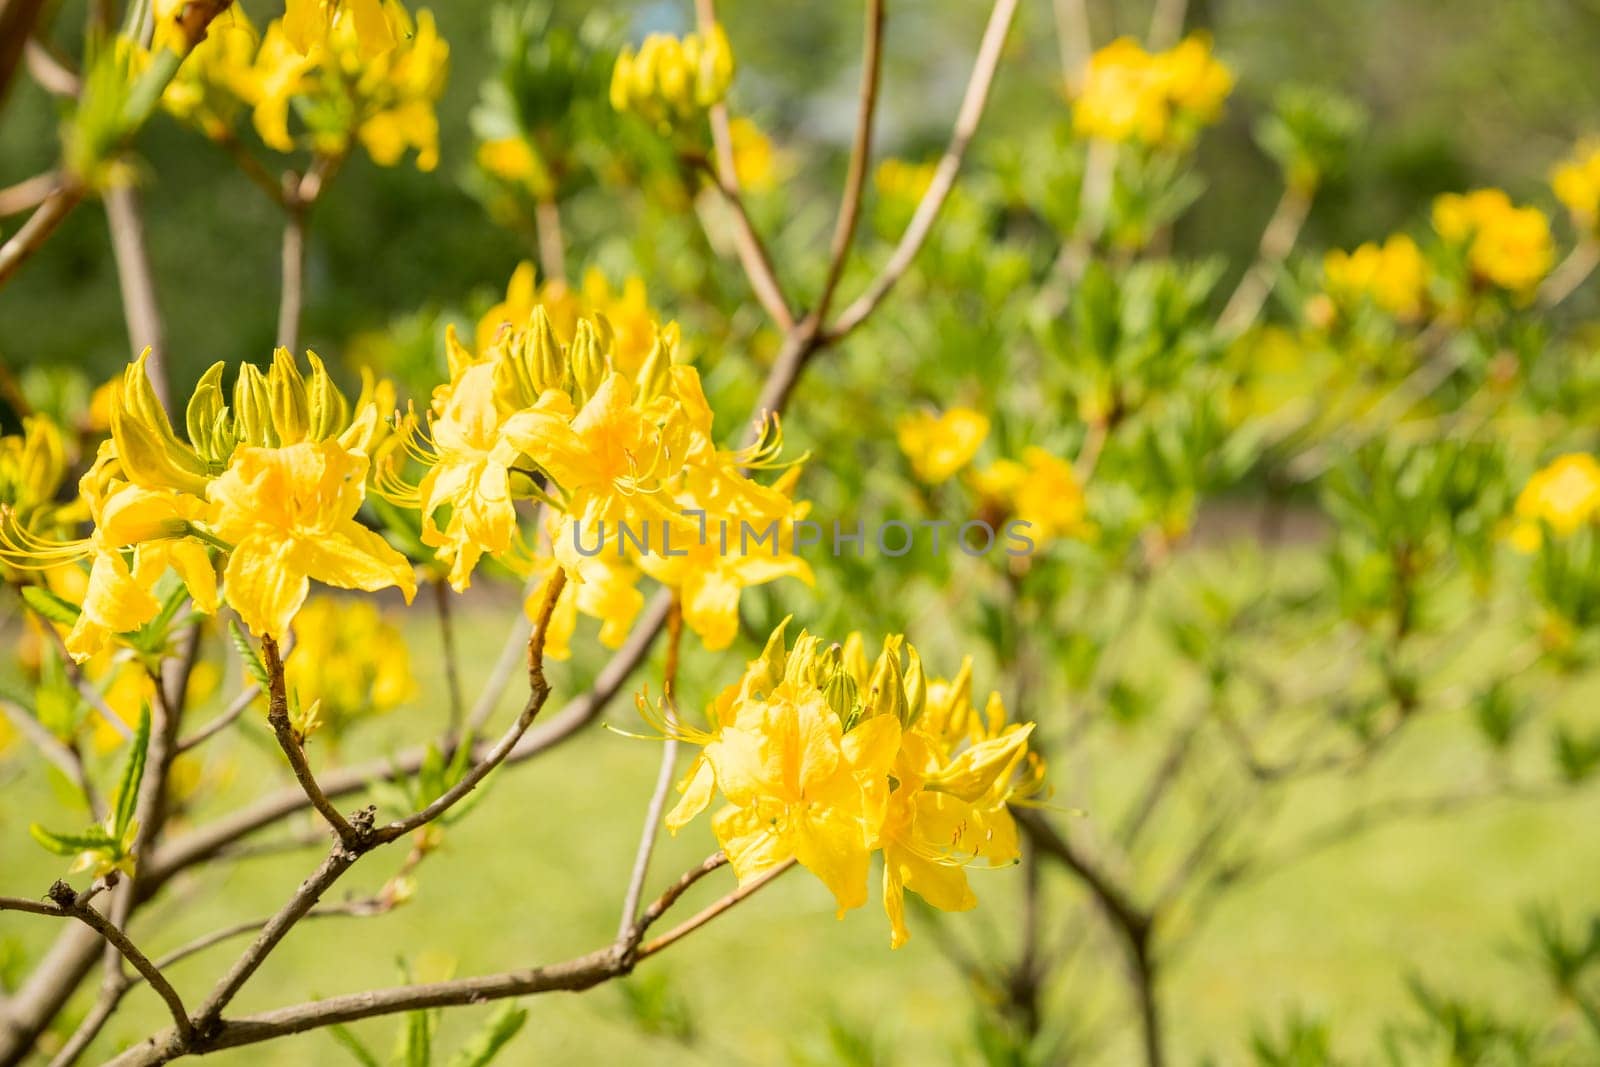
1510,453,1600,551
658,621,1044,948
1322,233,1429,320
476,262,662,378
1432,189,1554,296
1072,35,1232,147
165,0,448,171
1,350,414,657
609,23,733,133
379,264,809,653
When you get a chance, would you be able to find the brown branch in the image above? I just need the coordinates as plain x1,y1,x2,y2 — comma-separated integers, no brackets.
22,38,77,98
0,171,57,217
693,0,794,331
0,182,84,289
260,633,359,847
105,852,764,1066
371,568,567,844
811,0,885,327
431,578,464,743
1147,0,1189,49
1,885,190,1044
1539,237,1599,308
827,0,1019,340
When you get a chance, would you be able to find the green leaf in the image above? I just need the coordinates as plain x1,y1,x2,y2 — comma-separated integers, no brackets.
447,1003,529,1067
112,703,152,841
327,1024,382,1067
29,823,116,858
229,620,271,689
21,586,81,627
400,1006,433,1067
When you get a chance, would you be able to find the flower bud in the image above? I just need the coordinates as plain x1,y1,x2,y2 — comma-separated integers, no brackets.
569,318,607,405
233,362,278,447
635,323,676,404
306,351,351,442
269,348,311,443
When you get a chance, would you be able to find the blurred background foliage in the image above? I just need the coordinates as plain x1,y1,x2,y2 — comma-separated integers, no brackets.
4,0,1600,400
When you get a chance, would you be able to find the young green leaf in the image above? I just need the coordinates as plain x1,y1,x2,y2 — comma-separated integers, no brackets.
20,586,81,627
112,702,152,841
327,1024,382,1067
229,620,271,689
446,1003,529,1067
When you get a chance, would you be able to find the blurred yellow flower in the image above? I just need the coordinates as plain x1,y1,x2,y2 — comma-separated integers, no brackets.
1552,141,1600,231
874,158,937,207
1323,233,1429,319
610,23,734,132
1510,453,1600,551
1073,35,1231,146
971,447,1087,545
1432,189,1553,295
284,596,415,735
896,408,989,484
729,116,780,192
475,262,665,377
283,0,396,59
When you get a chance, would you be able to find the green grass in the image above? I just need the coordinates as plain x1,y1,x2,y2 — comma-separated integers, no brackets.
2,587,1598,1066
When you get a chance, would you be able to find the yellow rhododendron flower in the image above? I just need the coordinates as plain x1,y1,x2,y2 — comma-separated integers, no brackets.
1073,35,1231,147
661,622,1043,946
284,596,415,735
1323,234,1429,320
896,408,989,485
728,116,780,193
1552,141,1600,231
1510,453,1600,551
1432,189,1554,295
208,439,416,637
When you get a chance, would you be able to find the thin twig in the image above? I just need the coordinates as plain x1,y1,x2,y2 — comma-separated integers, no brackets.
34,620,134,740
23,38,78,97
104,183,169,405
432,578,464,743
0,697,103,818
637,858,796,959
693,0,794,331
1216,184,1313,338
617,599,684,939
261,633,359,846
1538,238,1599,307
1147,0,1189,49
811,0,885,327
0,171,58,217
0,182,84,289
0,0,49,108
828,0,1020,340
533,198,566,284
372,568,567,843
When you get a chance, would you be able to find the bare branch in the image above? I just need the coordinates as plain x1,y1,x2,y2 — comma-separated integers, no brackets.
827,0,1019,340
0,182,84,289
1539,237,1599,307
1216,184,1313,338
534,198,566,284
104,184,168,406
0,697,103,819
22,38,77,97
617,600,684,939
372,569,568,844
1147,0,1189,50
260,633,359,847
811,0,885,326
0,0,47,110
431,578,464,742
0,171,58,217
637,859,795,960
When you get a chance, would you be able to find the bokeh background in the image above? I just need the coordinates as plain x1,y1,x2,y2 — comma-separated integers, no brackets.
5,1,1600,1065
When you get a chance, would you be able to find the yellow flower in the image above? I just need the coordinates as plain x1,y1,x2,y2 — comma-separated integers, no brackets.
476,135,554,199
162,8,260,138
1073,35,1230,147
283,0,396,59
661,623,1042,946
1552,141,1600,232
970,447,1087,546
610,23,734,132
242,2,446,171
1432,189,1554,295
208,438,416,637
284,596,415,735
1323,234,1429,320
896,408,989,485
1510,453,1600,551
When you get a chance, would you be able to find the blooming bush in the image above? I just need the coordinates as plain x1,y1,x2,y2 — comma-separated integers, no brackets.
2,1,1600,1065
